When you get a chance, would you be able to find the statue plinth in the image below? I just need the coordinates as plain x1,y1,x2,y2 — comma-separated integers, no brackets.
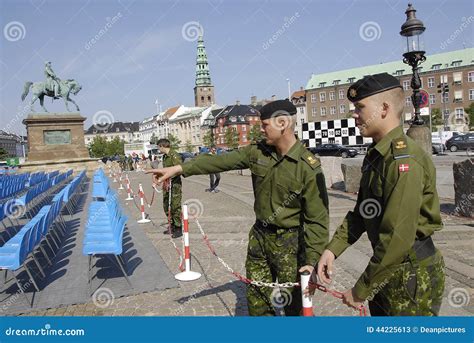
22,113,90,162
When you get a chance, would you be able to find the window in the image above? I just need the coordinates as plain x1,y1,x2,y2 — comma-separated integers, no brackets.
311,94,317,103
469,71,474,82
442,92,449,103
429,94,436,105
201,96,204,101
454,90,463,101
319,82,326,88
311,107,317,117
330,106,336,115
300,107,305,114
452,60,461,67
333,80,340,85
455,108,464,119
428,77,435,88
403,80,410,90
395,70,404,76
453,72,462,84
242,125,246,132
319,92,326,102
329,92,335,101
440,75,448,84
242,135,247,142
348,77,355,83
432,64,441,70
338,89,345,99
340,104,346,114
320,107,327,116
405,97,411,106
469,89,474,100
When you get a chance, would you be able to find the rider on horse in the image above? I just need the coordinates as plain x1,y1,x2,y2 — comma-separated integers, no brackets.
44,61,60,98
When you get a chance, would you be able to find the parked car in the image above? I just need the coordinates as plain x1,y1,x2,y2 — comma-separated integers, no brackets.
432,143,445,154
178,152,195,162
445,133,474,152
309,144,358,158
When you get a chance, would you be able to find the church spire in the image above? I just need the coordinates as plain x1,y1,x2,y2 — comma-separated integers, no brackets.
194,35,215,107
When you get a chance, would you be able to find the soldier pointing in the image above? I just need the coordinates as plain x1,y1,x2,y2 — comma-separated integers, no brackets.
147,100,329,316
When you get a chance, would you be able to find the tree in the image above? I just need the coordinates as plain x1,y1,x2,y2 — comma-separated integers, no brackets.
184,140,194,153
465,102,474,130
430,108,443,131
224,127,239,149
106,136,125,156
202,129,214,147
167,133,181,151
248,124,263,143
89,136,108,158
150,133,159,145
0,147,9,160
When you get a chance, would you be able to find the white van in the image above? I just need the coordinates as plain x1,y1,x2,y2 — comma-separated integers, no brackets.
431,131,461,144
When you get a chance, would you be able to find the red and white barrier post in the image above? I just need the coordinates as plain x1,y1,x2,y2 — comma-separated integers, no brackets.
118,173,124,190
112,170,118,183
125,174,133,201
300,271,313,316
137,183,151,224
175,204,201,281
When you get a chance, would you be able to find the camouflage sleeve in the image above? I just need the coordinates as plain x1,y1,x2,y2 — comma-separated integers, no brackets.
353,157,423,300
181,145,252,177
326,193,366,258
302,165,329,265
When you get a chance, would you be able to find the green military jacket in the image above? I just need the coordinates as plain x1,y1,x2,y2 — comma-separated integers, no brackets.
326,126,442,300
163,150,182,184
181,140,329,265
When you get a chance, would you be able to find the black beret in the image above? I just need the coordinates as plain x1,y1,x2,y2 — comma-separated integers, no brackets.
347,72,402,102
259,99,297,120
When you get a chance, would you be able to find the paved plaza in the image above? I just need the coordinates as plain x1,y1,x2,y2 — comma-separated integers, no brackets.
14,154,474,317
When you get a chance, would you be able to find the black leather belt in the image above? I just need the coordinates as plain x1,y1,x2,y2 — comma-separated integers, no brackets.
413,236,436,260
254,220,300,233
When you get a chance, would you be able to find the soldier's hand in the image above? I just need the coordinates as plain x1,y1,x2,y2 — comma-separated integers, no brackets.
317,249,335,285
299,265,318,295
145,165,183,184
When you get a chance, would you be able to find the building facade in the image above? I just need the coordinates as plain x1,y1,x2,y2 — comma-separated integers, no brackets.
305,48,473,132
84,122,140,146
194,35,215,107
290,87,307,139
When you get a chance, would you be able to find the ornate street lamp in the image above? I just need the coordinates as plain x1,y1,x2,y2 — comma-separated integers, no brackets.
400,3,431,154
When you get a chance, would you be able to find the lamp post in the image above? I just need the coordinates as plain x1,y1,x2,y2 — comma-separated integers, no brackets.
400,3,431,155
286,78,291,99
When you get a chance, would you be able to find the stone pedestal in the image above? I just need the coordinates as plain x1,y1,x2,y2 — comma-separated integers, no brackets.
406,124,431,157
22,113,89,162
341,159,363,193
453,159,473,218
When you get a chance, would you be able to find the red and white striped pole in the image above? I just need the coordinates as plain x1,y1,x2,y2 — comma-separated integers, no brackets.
118,173,124,190
112,170,118,183
300,271,313,316
137,183,151,224
125,174,133,201
175,204,201,281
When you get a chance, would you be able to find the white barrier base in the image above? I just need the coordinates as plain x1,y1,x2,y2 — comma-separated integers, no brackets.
118,185,124,190
175,271,201,281
125,196,133,201
137,218,151,224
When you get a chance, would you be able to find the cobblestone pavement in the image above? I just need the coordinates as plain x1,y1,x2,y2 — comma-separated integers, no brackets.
17,163,473,317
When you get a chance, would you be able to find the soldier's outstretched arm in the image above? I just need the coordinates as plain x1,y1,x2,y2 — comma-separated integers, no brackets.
146,165,182,184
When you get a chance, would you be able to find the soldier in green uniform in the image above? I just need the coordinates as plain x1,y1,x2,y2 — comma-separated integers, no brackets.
314,73,445,316
147,100,329,316
157,138,183,239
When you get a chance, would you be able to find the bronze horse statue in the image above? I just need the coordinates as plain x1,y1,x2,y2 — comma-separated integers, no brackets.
21,79,82,112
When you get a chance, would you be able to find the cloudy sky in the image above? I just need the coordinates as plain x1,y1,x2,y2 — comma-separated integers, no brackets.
1,0,472,134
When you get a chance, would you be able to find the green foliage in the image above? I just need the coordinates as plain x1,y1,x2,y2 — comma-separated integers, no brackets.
224,127,239,149
88,136,124,158
184,140,194,153
0,147,9,160
202,129,214,147
465,102,474,130
167,133,181,151
248,124,263,143
150,133,159,145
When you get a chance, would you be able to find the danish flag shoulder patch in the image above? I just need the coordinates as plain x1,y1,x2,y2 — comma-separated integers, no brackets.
399,164,410,172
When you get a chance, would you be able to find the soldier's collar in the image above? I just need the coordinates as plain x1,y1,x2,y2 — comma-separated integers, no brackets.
284,141,303,162
373,126,404,156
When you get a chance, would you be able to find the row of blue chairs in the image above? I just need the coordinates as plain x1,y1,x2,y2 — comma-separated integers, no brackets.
83,169,132,293
0,171,86,306
0,173,29,200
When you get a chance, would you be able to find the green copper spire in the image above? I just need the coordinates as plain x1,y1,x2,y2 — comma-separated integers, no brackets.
195,35,212,86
